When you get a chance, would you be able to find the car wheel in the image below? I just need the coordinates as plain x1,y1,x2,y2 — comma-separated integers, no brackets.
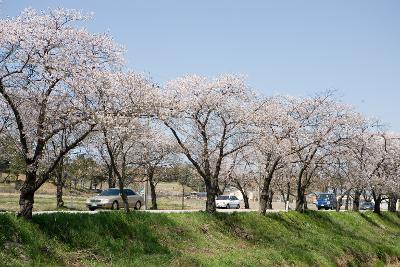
134,201,142,210
317,207,321,210
236,204,240,209
226,204,230,209
111,201,119,210
89,207,96,211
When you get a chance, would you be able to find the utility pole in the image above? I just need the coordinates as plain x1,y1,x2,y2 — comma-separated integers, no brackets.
143,117,151,210
258,175,262,212
143,179,148,210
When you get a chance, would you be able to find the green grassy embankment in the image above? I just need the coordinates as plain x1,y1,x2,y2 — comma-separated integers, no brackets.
0,211,399,266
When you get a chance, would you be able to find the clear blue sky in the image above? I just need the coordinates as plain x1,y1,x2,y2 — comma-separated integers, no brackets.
2,1,400,130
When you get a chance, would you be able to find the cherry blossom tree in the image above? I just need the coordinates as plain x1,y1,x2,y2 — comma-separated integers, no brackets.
286,93,362,212
251,96,297,214
101,124,140,212
346,133,369,210
272,165,297,211
360,132,400,213
96,140,117,189
159,74,260,213
95,72,157,212
0,8,123,219
386,136,400,212
129,123,178,210
222,149,257,209
48,129,69,208
316,114,368,211
321,149,354,211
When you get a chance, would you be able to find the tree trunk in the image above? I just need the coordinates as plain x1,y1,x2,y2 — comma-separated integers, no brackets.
295,167,307,212
388,196,398,212
295,187,306,212
107,166,115,188
117,179,129,213
56,177,64,208
295,172,307,212
345,191,350,210
242,193,249,209
235,181,249,209
17,169,37,220
372,191,382,214
259,189,268,214
285,182,291,211
336,196,343,212
260,189,274,212
55,158,65,208
285,194,290,211
149,179,157,210
205,178,217,213
181,184,185,210
266,189,273,209
121,192,129,212
373,198,381,214
304,196,308,210
280,191,286,209
259,159,280,215
352,190,361,211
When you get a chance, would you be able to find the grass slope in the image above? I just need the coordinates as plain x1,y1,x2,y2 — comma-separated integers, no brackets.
0,211,399,266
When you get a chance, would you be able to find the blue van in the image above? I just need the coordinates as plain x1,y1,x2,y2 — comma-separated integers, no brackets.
315,193,337,210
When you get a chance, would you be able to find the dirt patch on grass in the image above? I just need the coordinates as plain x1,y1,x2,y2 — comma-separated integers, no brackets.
232,226,254,241
64,249,110,267
3,241,31,263
336,253,400,267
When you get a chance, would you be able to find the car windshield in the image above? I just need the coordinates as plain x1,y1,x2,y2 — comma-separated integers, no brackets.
217,196,229,200
99,189,120,196
318,194,331,200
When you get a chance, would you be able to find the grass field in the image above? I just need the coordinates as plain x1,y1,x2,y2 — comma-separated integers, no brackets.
0,211,399,266
0,192,286,212
0,181,208,211
0,181,380,212
0,193,88,212
0,193,208,212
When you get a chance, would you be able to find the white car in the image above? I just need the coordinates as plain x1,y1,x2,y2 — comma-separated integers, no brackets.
216,195,240,209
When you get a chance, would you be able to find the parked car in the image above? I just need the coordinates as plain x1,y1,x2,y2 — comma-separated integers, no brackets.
360,201,374,210
86,188,143,211
216,195,240,209
315,193,337,210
